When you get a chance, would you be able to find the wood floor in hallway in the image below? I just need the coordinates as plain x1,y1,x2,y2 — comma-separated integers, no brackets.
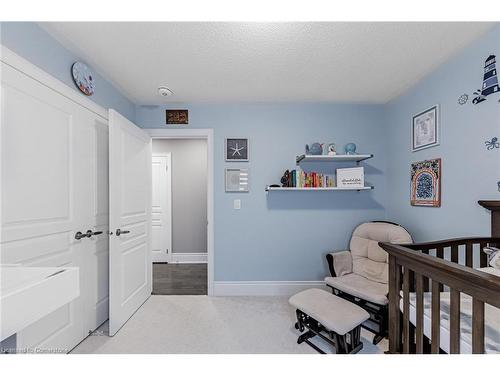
152,263,207,295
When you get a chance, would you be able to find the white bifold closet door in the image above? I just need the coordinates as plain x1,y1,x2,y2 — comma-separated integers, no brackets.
108,110,152,336
0,61,109,351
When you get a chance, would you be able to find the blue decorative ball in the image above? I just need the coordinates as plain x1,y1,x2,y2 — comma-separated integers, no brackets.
345,143,357,155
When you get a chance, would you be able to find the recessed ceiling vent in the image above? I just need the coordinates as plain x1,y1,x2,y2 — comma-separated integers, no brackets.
158,86,173,97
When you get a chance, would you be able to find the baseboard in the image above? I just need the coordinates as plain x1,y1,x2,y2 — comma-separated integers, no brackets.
171,252,208,264
213,280,327,296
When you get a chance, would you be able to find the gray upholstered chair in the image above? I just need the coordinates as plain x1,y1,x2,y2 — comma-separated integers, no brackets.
325,221,412,344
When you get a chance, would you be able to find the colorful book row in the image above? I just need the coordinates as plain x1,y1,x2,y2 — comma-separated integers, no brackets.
288,169,335,188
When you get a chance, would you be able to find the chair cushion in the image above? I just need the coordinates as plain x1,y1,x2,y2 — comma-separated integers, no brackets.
350,222,412,284
325,273,389,305
289,288,369,335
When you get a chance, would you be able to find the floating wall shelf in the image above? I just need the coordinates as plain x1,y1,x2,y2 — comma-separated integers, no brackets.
296,154,373,165
265,186,374,193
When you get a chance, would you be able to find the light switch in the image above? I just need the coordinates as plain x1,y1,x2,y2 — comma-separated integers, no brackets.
233,199,241,210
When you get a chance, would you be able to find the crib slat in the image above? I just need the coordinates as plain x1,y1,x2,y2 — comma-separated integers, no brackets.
431,280,441,354
451,244,459,264
450,289,461,353
415,273,424,354
465,242,473,268
436,246,444,292
403,269,410,354
388,255,401,354
480,242,488,267
472,298,485,354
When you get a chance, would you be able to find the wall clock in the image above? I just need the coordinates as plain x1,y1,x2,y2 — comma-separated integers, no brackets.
225,138,249,161
71,61,95,96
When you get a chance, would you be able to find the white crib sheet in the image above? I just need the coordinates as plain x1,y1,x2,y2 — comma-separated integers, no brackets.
399,290,500,353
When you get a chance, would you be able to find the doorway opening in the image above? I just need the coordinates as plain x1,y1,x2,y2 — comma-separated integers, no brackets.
151,137,209,295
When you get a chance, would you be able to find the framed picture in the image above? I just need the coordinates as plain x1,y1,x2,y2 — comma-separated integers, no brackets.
412,105,439,152
410,158,441,207
225,138,249,161
225,168,249,192
166,109,188,125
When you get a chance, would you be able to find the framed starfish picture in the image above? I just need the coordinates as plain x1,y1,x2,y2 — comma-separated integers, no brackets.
225,138,249,161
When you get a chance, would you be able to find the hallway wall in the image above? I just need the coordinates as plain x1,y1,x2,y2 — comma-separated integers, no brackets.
152,139,208,254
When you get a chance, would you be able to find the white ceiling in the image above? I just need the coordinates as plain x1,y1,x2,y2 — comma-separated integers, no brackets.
40,22,494,104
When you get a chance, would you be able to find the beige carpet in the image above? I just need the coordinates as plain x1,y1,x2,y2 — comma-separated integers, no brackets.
71,295,387,354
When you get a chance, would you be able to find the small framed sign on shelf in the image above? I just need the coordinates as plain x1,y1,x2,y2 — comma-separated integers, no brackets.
336,167,364,188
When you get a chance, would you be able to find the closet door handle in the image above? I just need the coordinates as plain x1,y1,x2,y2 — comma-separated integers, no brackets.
85,230,103,238
75,231,86,240
115,229,130,236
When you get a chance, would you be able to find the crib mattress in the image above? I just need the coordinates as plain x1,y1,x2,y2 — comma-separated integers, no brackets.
400,291,500,353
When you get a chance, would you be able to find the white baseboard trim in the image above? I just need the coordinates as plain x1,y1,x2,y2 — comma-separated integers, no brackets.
171,252,208,264
213,280,327,296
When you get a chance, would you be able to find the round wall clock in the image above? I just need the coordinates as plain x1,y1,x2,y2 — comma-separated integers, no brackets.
71,61,95,96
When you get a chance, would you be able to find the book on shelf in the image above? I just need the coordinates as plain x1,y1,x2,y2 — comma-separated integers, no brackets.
287,168,336,188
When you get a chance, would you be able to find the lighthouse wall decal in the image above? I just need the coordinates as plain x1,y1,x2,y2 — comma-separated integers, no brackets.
473,54,500,104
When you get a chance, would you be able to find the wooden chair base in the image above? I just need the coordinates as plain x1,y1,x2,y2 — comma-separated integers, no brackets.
294,309,364,354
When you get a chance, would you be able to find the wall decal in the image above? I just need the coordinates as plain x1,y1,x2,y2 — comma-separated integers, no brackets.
485,137,499,150
457,94,469,105
472,55,499,104
410,158,441,207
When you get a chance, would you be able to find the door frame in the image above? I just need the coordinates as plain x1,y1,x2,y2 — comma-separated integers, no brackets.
151,154,172,263
147,129,214,296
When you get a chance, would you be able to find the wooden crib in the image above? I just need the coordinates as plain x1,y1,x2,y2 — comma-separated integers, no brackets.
379,201,500,354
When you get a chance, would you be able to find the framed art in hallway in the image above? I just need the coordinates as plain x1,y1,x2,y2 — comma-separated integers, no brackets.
412,104,439,152
410,158,441,207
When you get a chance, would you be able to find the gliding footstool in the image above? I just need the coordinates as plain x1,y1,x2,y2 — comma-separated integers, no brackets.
289,288,370,354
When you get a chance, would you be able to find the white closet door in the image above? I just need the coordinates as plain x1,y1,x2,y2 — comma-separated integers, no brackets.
0,62,102,351
109,109,152,336
82,115,110,334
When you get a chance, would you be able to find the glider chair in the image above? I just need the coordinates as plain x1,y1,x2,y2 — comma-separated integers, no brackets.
325,221,412,345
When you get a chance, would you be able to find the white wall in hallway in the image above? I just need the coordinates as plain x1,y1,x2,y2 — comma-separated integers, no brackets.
152,139,208,255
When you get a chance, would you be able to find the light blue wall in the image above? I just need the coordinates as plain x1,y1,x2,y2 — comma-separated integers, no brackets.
3,21,498,281
0,22,136,121
136,104,387,281
384,24,500,241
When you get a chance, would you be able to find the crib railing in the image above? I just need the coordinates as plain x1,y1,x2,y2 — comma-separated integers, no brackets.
380,237,500,354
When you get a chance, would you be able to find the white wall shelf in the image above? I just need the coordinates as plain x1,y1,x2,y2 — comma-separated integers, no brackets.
296,154,373,165
265,186,374,192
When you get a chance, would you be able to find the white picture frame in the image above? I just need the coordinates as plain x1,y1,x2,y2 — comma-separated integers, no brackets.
225,138,249,162
225,168,249,192
336,167,364,188
412,105,439,152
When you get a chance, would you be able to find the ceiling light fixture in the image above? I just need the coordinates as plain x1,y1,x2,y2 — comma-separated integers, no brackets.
158,86,173,97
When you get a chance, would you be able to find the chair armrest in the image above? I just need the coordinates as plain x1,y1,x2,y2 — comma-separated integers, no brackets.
325,251,353,277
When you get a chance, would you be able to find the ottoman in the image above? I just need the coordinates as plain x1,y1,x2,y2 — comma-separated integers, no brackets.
289,288,370,354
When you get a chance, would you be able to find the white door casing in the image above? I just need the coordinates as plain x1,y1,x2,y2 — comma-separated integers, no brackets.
151,155,172,263
108,109,152,336
0,60,109,351
145,128,214,296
